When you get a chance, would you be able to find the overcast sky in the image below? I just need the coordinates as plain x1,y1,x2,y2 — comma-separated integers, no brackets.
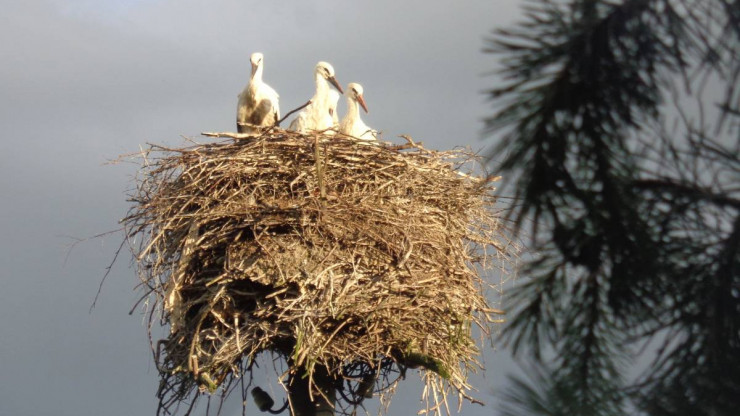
0,1,524,415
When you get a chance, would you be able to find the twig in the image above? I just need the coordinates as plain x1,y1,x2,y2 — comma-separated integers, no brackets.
89,232,127,312
314,133,326,198
398,134,424,149
277,100,312,126
201,131,256,139
203,100,310,139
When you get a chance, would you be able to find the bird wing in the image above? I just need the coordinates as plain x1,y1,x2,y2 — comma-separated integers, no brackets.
248,98,277,126
237,85,259,132
261,83,280,121
354,119,377,141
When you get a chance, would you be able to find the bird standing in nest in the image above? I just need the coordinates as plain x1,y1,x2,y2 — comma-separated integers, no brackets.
289,61,344,134
237,52,280,134
339,83,377,141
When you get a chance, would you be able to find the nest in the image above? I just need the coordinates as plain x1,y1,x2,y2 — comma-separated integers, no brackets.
122,129,511,415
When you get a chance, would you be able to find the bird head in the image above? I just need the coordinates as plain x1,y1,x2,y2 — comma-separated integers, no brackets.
250,52,264,76
347,82,368,113
316,61,343,94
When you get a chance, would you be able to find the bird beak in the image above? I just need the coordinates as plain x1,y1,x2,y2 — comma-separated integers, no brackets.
251,62,258,76
328,76,344,94
357,94,369,113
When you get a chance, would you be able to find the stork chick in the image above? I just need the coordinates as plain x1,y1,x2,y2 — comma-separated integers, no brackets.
289,61,343,133
339,83,377,141
236,52,280,134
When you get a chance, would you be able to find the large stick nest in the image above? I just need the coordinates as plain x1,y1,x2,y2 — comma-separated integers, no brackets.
123,129,511,415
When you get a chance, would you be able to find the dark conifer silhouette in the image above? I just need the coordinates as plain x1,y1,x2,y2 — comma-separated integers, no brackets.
485,1,740,415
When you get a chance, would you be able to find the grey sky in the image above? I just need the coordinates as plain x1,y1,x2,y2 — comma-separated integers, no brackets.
0,1,523,415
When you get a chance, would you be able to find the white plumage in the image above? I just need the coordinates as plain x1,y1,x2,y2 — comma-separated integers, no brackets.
339,83,377,141
289,61,343,133
237,52,280,134
327,88,341,131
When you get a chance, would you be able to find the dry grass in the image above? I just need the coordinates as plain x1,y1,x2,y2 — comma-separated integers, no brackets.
122,129,514,415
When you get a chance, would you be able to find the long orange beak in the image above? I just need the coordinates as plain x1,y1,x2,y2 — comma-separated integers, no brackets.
357,94,369,113
251,62,259,77
328,76,344,94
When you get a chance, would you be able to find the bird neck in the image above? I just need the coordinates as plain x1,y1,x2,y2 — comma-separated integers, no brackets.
347,96,361,120
315,72,329,96
252,64,263,82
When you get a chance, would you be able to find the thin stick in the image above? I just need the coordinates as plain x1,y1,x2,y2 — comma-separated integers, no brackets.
204,100,312,139
277,100,312,126
313,133,326,198
201,131,254,139
90,235,127,312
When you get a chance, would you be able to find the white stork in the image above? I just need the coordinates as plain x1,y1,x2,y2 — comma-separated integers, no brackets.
237,52,280,134
289,61,343,133
339,83,377,141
